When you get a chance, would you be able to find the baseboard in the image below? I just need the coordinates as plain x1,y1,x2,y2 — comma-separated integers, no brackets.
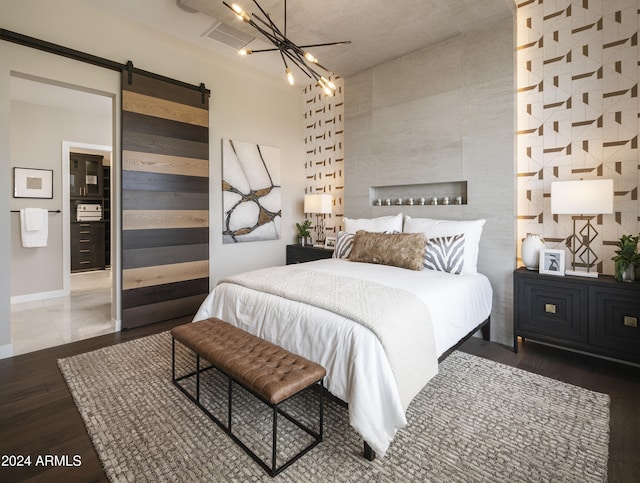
11,289,68,305
0,343,14,360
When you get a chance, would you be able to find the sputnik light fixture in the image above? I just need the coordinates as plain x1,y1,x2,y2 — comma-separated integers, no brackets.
223,0,350,95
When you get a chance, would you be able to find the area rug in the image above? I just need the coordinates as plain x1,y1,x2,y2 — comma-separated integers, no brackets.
58,332,609,482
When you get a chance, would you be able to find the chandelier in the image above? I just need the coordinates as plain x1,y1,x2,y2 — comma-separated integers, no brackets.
223,1,350,95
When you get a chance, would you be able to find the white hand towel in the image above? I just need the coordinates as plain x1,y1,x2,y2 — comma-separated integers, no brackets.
20,208,49,248
24,207,45,231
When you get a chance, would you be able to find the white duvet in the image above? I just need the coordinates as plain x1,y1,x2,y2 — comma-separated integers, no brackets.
193,258,493,457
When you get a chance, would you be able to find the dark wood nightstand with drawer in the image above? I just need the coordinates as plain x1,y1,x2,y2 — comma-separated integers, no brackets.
514,267,640,364
286,244,334,264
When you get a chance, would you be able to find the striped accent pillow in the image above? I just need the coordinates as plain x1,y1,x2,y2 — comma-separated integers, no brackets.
424,234,465,274
333,231,355,259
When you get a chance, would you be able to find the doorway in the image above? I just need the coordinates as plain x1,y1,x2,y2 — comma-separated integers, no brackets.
9,74,117,355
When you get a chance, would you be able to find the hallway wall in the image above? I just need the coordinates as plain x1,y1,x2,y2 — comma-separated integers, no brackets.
10,98,112,297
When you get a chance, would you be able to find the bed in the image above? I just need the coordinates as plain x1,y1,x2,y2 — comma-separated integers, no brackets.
193,215,493,459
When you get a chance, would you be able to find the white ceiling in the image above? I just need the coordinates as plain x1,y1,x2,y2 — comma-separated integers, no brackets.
12,0,514,113
83,0,515,80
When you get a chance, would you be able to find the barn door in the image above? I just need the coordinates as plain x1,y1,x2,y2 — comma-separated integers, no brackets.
121,66,210,329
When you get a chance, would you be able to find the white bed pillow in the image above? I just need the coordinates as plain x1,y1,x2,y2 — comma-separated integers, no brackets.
343,213,403,233
403,216,486,273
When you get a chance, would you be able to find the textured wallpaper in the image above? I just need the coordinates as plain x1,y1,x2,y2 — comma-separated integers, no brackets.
516,0,640,275
303,79,345,236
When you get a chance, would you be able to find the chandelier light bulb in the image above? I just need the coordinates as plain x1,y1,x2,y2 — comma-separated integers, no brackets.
286,68,295,85
317,78,333,96
238,48,252,56
304,52,317,63
231,3,250,22
320,77,336,91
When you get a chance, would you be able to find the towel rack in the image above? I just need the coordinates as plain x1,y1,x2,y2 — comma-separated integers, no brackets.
10,209,61,213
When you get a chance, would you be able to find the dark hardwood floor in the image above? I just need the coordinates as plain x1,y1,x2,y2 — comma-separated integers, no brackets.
1,322,638,482
0,317,190,483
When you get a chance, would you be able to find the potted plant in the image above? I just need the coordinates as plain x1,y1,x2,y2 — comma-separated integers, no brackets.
611,234,640,282
295,220,313,246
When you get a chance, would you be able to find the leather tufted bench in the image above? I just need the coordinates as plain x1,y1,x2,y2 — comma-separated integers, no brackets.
171,318,326,477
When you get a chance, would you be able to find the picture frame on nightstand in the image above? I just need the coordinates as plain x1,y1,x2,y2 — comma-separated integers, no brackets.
539,249,565,276
324,236,336,249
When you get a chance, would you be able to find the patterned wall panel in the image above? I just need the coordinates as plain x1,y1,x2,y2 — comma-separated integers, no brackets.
517,0,640,275
303,78,345,237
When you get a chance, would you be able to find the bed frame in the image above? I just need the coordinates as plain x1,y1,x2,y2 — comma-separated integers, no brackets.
357,316,491,461
206,272,492,462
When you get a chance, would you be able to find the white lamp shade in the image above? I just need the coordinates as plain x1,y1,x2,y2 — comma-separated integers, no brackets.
304,194,332,214
551,179,614,215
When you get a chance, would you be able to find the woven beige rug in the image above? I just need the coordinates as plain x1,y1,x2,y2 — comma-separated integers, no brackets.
58,331,609,482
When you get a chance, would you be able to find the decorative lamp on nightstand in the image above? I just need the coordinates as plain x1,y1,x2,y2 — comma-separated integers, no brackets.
551,179,614,278
304,194,332,246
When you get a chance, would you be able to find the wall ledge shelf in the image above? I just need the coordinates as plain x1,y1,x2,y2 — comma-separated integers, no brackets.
369,181,468,207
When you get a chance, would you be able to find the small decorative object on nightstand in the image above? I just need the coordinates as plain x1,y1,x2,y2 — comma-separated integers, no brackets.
286,244,333,265
521,233,545,270
324,236,336,249
539,249,565,276
295,220,312,247
611,234,640,282
513,267,640,364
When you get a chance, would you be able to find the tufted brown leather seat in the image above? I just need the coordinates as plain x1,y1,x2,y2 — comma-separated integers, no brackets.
171,317,326,476
172,318,326,405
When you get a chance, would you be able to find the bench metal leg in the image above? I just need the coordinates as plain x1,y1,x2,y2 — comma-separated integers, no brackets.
228,377,233,432
196,354,200,403
272,405,278,474
172,337,325,477
171,338,175,381
319,380,324,440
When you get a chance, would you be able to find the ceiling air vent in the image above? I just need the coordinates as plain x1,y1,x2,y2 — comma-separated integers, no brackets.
202,22,255,50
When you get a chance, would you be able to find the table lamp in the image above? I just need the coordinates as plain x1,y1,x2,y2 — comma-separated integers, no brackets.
304,194,332,246
551,179,614,277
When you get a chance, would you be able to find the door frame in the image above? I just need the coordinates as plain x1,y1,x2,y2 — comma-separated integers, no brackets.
62,140,120,330
2,30,209,347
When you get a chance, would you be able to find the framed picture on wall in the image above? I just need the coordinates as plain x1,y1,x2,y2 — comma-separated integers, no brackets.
539,249,565,276
13,167,53,199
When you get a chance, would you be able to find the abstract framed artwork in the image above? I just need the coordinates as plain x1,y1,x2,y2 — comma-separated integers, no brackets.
222,139,281,243
13,167,53,199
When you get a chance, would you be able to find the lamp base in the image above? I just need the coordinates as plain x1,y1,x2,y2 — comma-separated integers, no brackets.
565,269,599,278
315,213,326,246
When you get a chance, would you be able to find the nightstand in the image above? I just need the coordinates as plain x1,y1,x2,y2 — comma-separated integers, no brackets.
286,244,334,264
513,267,640,364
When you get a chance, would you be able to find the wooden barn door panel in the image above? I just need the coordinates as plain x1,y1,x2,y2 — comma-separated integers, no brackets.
121,69,209,329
